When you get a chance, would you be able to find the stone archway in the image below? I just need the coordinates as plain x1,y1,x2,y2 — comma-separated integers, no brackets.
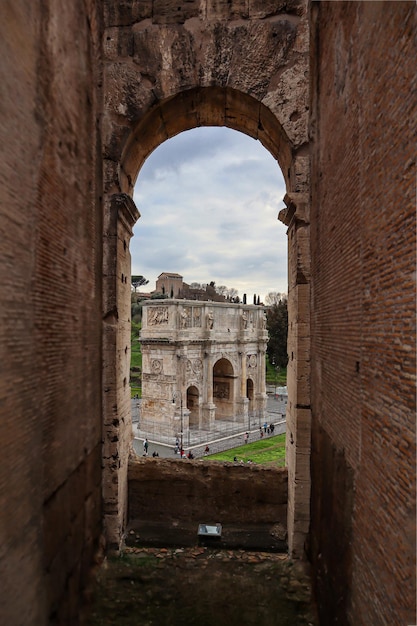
246,378,255,415
187,385,200,428
102,3,311,557
213,358,235,420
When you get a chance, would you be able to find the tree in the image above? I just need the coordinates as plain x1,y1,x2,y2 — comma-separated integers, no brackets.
226,287,238,301
265,291,286,306
150,292,168,299
266,296,288,369
214,285,239,301
131,275,149,292
216,285,228,296
131,301,143,323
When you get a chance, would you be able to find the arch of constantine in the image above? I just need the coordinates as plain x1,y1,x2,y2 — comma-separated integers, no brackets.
140,300,268,437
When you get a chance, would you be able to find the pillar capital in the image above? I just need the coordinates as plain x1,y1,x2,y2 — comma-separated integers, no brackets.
278,192,309,227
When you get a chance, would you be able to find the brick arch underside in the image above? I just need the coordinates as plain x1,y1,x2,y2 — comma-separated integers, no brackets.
119,86,293,195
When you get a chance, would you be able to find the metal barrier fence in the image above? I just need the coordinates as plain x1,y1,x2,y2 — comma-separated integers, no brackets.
131,395,286,448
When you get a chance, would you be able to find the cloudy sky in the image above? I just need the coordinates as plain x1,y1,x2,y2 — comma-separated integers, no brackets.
132,126,288,302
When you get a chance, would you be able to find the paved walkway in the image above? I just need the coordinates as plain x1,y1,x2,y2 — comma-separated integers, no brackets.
132,394,286,460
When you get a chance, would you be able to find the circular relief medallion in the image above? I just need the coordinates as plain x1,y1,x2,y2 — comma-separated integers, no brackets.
151,359,163,374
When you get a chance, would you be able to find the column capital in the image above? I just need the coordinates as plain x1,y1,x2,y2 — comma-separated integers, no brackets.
111,193,140,236
278,192,309,228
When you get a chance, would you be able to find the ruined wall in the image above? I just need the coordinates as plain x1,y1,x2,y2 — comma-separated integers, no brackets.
0,1,103,624
309,2,416,624
128,457,288,536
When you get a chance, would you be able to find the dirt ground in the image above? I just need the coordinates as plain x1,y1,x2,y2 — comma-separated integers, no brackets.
82,545,318,626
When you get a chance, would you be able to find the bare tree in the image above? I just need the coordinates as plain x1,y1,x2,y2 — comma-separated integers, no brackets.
226,287,238,300
265,291,287,306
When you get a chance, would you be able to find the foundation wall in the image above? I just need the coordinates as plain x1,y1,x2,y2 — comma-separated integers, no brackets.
128,457,288,533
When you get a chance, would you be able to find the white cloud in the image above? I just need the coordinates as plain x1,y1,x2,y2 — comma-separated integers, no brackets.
132,127,288,301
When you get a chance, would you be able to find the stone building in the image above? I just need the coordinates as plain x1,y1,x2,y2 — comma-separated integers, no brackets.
154,272,226,302
154,272,183,298
140,300,268,437
0,2,415,625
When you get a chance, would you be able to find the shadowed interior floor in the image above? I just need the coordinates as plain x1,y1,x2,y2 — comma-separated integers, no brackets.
82,545,318,626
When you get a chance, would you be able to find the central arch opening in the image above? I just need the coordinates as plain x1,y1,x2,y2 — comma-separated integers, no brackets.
213,357,235,421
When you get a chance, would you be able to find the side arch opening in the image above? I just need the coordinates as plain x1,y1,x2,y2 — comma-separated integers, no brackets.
187,385,200,429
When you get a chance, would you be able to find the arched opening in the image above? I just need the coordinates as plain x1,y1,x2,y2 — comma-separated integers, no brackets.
120,87,293,196
246,378,255,416
213,358,235,421
103,85,311,557
187,385,200,429
132,126,288,302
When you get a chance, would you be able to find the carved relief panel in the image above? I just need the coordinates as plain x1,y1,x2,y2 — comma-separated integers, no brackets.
247,354,257,368
148,307,168,325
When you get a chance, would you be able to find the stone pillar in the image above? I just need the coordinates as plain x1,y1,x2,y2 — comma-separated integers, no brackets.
279,192,311,558
102,193,140,551
202,350,215,426
256,349,268,425
236,349,249,425
240,349,247,396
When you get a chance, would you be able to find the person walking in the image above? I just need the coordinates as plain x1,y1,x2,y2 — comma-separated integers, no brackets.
143,438,149,455
244,432,249,444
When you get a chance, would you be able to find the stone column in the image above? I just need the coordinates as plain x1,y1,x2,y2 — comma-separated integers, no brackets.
256,348,268,425
236,349,249,425
202,350,215,427
279,192,311,558
240,348,247,396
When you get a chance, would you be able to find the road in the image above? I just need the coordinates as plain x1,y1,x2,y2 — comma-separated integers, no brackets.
132,394,286,459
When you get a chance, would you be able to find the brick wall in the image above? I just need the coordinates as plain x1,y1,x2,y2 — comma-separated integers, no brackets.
0,1,103,623
128,457,288,536
309,2,416,624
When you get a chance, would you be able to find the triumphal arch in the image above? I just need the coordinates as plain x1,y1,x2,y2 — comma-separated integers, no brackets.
140,300,268,437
